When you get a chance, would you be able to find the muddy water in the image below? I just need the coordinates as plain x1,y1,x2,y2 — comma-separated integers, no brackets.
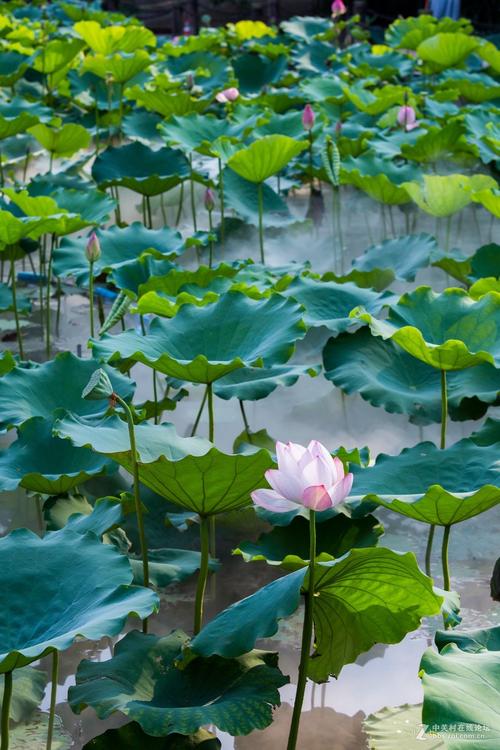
2,173,499,748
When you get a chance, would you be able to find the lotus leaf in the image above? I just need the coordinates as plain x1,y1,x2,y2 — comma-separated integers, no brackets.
0,112,38,141
323,329,500,424
126,88,208,118
83,723,221,749
364,704,444,750
69,630,286,736
5,711,71,750
213,364,319,401
0,352,133,430
233,53,287,94
0,527,159,672
0,667,46,722
352,233,440,282
54,223,184,285
282,276,394,334
160,114,246,155
31,38,84,74
417,33,479,69
192,548,441,681
74,20,156,54
227,135,306,184
472,188,500,219
28,123,91,157
402,174,496,217
82,51,151,84
92,142,190,197
222,168,298,227
90,292,306,383
421,627,500,748
0,417,116,494
351,437,500,525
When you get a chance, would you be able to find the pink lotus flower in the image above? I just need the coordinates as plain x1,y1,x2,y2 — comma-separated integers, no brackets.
331,0,347,16
302,103,315,132
216,87,239,104
397,105,419,131
251,440,353,513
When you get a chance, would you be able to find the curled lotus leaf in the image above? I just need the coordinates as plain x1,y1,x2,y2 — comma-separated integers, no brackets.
214,363,320,401
227,134,306,183
352,233,440,282
0,526,159,672
352,286,500,370
90,291,306,384
69,630,287,736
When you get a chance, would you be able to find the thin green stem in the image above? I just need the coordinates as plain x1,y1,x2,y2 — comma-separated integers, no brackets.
114,395,150,627
208,209,214,268
308,131,314,191
440,369,447,451
287,510,316,750
239,400,252,442
175,181,184,227
46,650,59,750
146,195,153,229
190,386,208,436
1,671,12,750
193,514,211,635
45,234,55,358
442,525,451,593
207,382,214,443
189,154,197,232
445,215,452,253
152,371,158,425
218,157,225,247
257,182,265,264
10,257,24,360
425,524,435,578
89,261,95,339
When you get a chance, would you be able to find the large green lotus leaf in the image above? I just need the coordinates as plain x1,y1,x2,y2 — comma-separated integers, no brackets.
45,187,115,225
110,257,178,297
435,625,500,654
0,52,31,88
159,114,246,155
478,40,500,74
352,233,440,282
57,414,273,515
126,87,209,118
213,363,319,401
45,496,123,538
417,33,479,69
0,351,15,376
233,53,287,94
27,123,91,157
84,723,221,749
282,276,394,334
470,278,500,299
235,512,383,569
464,110,500,166
421,632,500,748
192,548,441,681
401,174,497,217
54,223,184,285
227,135,306,184
0,112,38,141
92,143,190,197
2,191,92,237
350,437,500,525
254,110,308,139
122,110,164,145
364,704,444,750
323,329,500,425
162,51,232,93
91,292,306,383
400,122,469,163
0,526,159,672
353,286,500,370
470,243,500,281
130,548,219,588
137,263,241,299
342,83,407,115
0,352,133,429
343,169,412,205
82,51,151,84
69,630,286,736
74,21,156,54
438,71,500,103
472,188,500,219
0,667,46,722
222,168,298,227
31,38,84,74
0,417,116,494
281,16,331,41
7,711,71,750
0,210,70,245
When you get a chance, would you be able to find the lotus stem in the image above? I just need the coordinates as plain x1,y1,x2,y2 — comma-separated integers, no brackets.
114,394,150,627
218,157,225,247
1,671,12,750
308,131,314,192
190,386,208,436
145,195,153,229
388,205,396,237
239,400,252,443
287,510,316,750
426,370,448,577
442,525,451,593
23,147,31,183
208,208,214,268
332,186,344,274
55,279,62,336
207,382,214,443
445,215,452,253
0,152,4,187
193,514,211,635
189,154,197,232
46,234,56,358
10,257,24,360
88,261,95,339
46,650,59,750
38,243,44,337
152,371,158,425
118,83,124,141
257,182,265,264
175,181,184,227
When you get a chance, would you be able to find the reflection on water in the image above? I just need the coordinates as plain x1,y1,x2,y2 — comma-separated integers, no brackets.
1,182,499,747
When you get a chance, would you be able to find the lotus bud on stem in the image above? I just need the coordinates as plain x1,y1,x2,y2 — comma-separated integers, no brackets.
86,232,101,339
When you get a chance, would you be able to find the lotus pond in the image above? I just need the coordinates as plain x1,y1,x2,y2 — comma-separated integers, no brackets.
0,2,499,749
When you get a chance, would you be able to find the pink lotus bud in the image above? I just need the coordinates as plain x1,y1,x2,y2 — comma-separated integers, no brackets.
215,87,239,104
85,232,101,263
251,440,353,514
204,187,215,211
331,0,347,16
397,105,419,131
302,104,315,132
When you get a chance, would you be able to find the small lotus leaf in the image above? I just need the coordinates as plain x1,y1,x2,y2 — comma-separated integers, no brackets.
227,135,306,184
